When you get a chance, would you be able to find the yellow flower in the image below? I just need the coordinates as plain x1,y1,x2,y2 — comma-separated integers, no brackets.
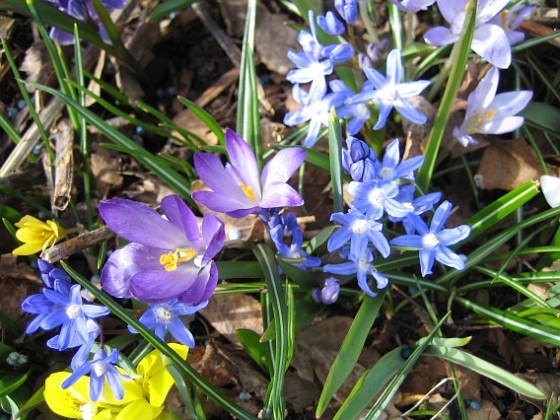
12,215,66,256
44,344,189,419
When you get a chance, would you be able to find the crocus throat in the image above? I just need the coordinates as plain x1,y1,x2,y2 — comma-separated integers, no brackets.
160,248,197,271
467,108,496,132
239,182,257,201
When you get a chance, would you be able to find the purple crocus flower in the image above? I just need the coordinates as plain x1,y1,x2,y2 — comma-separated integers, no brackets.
99,194,225,305
391,201,471,277
193,130,306,217
452,67,532,147
62,348,128,401
489,4,538,46
47,0,125,45
324,249,389,297
312,277,340,304
128,299,207,348
328,208,391,262
424,0,513,69
389,0,437,13
346,49,431,130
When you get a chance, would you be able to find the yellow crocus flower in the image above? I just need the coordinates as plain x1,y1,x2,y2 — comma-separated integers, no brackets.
44,344,189,419
12,215,66,256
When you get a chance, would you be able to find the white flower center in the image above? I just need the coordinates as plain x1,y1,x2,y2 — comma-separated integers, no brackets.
355,103,370,120
351,219,369,234
380,167,395,181
403,202,414,210
66,304,83,319
368,188,384,206
93,361,108,377
81,403,98,420
422,233,439,249
154,306,173,323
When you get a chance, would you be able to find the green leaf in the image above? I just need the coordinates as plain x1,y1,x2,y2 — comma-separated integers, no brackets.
0,370,30,398
237,329,269,372
25,82,193,203
316,292,386,417
466,180,540,238
178,97,225,146
521,101,560,133
416,0,477,192
328,108,344,215
424,345,545,400
236,0,262,167
456,296,560,347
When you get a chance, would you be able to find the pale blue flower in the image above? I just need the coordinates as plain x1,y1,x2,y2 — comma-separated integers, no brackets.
489,4,538,46
324,250,389,297
424,0,513,68
346,49,430,130
348,179,410,220
452,67,532,147
328,208,390,262
391,201,471,277
62,348,128,401
335,0,358,24
128,299,207,348
390,185,442,233
317,11,345,35
341,137,377,182
312,277,340,305
374,139,424,182
389,0,437,13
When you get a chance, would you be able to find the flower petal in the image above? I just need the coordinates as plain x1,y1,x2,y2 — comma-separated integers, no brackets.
99,199,184,249
129,264,202,303
490,90,533,117
437,0,467,24
161,195,201,248
423,26,460,46
261,148,307,188
471,24,511,68
259,182,304,209
225,129,261,195
100,243,162,299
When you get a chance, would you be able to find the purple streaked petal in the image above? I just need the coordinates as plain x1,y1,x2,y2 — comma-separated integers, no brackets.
477,0,511,24
472,24,511,68
161,195,202,248
259,183,304,208
490,90,533,117
191,191,252,214
423,26,459,46
437,0,466,24
225,129,261,195
193,152,242,196
200,214,225,265
100,243,161,299
130,264,201,303
478,116,525,134
261,148,307,188
99,199,184,249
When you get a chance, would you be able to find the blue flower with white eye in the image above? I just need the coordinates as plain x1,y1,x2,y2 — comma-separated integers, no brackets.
374,139,424,183
348,179,409,220
346,49,430,130
391,201,471,277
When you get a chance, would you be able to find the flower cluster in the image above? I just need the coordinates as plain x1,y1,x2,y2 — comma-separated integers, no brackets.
284,1,535,149
284,10,431,147
324,138,471,295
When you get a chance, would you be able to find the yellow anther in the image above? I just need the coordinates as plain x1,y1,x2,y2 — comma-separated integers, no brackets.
160,248,197,271
239,182,257,201
466,108,496,132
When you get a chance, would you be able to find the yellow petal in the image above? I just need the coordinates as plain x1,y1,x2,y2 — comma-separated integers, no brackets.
14,215,48,229
44,372,89,418
116,399,163,420
47,219,67,240
12,242,44,256
15,227,50,243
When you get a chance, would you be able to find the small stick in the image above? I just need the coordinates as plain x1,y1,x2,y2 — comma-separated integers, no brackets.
52,118,74,211
41,225,114,263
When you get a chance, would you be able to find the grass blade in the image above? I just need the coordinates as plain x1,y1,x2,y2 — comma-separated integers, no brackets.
328,108,344,215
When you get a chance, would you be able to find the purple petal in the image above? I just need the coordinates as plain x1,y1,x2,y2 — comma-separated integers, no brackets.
437,0,467,24
99,199,184,249
491,90,533,117
259,183,304,209
191,190,251,214
478,116,525,134
261,148,307,188
161,195,202,248
472,24,511,68
225,129,261,195
200,214,225,265
100,243,162,299
468,67,499,114
423,26,459,46
477,0,511,24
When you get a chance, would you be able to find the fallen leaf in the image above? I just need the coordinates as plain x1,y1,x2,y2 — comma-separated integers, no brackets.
200,293,263,344
256,13,299,76
467,400,501,420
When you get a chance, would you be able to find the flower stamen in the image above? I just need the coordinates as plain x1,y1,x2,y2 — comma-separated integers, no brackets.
239,182,257,201
160,248,197,271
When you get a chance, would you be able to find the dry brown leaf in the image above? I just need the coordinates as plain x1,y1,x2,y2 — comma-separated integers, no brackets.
476,138,559,190
200,293,263,344
467,400,501,420
20,42,54,89
90,142,124,195
256,13,299,76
